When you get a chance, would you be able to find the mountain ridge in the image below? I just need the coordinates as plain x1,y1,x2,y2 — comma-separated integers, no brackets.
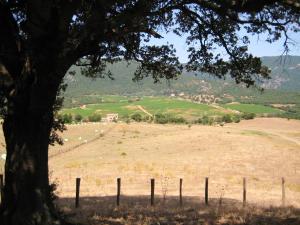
63,55,300,106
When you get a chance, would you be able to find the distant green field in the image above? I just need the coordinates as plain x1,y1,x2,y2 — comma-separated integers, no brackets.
131,97,218,116
61,95,287,121
61,96,221,120
223,103,282,114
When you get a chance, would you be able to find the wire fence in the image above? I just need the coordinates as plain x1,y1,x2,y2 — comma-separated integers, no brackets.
52,176,298,209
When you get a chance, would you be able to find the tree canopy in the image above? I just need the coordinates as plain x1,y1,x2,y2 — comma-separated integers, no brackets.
1,1,299,93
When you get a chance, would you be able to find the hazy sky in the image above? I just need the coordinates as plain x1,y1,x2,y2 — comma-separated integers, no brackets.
149,30,300,63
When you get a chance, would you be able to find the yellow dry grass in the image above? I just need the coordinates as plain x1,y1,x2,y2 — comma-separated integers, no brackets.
46,118,300,208
1,118,300,224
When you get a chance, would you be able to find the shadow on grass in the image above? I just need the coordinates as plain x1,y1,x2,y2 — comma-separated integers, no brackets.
57,195,300,225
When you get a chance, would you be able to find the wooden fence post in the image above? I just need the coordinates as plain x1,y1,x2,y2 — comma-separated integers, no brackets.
179,178,183,206
117,178,121,206
282,177,285,207
75,178,81,208
0,174,3,203
151,178,155,206
205,177,208,205
243,177,246,207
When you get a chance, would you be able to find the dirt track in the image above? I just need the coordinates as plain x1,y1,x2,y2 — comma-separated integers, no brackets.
48,118,300,207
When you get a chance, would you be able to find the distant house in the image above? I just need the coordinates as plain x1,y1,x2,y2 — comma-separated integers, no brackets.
104,113,118,122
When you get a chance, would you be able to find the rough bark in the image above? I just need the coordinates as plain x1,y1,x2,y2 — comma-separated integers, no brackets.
0,68,65,225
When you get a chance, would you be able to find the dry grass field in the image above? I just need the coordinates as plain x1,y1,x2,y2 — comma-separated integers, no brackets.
47,118,300,206
1,118,300,224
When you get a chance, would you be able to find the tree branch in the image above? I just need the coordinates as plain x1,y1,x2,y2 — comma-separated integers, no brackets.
0,1,22,79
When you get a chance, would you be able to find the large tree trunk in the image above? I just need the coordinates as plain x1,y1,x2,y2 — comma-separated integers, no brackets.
0,69,64,225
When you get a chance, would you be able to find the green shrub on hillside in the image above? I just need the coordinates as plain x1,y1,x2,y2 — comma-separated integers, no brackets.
142,115,154,122
88,113,102,122
74,114,83,123
154,113,186,124
241,112,255,120
222,114,233,123
168,116,186,124
154,113,169,124
232,115,241,123
202,115,210,125
196,115,214,125
131,113,142,122
58,113,72,124
278,112,300,120
195,115,240,125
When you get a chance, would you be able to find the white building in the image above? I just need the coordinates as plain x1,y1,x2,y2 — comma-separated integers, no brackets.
105,113,118,122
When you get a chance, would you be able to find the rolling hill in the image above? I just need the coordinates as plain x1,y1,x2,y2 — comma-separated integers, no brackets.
63,56,300,107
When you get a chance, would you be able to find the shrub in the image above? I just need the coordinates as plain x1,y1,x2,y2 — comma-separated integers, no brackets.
74,114,83,123
201,115,210,125
154,113,169,124
88,113,102,122
131,113,142,122
142,115,154,122
48,180,59,203
58,113,72,124
195,115,214,125
168,116,186,124
194,118,202,124
222,114,232,123
208,117,214,125
287,108,297,113
241,112,255,120
232,115,241,123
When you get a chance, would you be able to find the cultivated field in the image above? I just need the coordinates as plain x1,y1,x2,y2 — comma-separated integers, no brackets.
61,96,282,120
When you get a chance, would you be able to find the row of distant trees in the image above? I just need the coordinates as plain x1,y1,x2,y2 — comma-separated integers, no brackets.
57,113,102,124
58,112,255,125
128,112,256,125
59,110,300,125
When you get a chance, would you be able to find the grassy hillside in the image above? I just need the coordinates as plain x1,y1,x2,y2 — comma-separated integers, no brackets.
261,55,300,91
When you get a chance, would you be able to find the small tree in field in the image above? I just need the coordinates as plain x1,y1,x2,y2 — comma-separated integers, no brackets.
74,114,83,123
61,114,73,124
131,113,142,122
0,1,299,224
88,113,102,122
